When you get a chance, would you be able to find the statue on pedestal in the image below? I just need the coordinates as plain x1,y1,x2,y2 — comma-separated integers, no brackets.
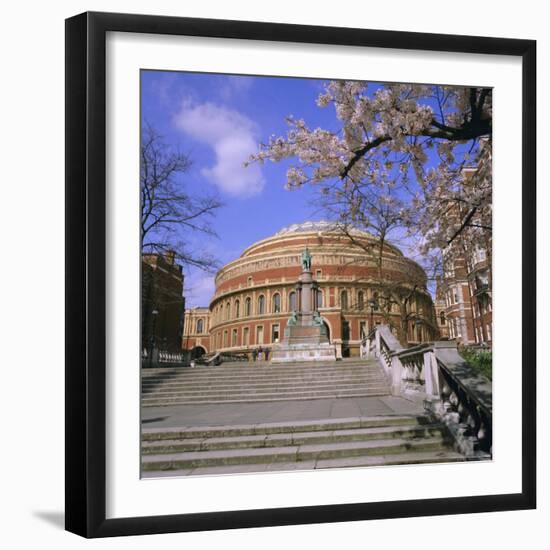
313,310,328,338
287,310,298,326
301,247,312,271
272,256,336,362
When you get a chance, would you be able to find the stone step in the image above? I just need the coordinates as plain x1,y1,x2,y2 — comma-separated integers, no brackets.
141,450,466,477
141,360,378,375
143,388,390,400
142,369,384,383
141,436,448,471
141,388,391,406
143,380,388,395
141,363,381,377
143,378,386,391
141,374,387,391
142,371,385,383
141,424,449,454
142,367,384,378
142,415,425,441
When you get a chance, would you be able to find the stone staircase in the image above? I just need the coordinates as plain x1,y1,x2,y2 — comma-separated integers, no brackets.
141,359,391,407
141,415,464,476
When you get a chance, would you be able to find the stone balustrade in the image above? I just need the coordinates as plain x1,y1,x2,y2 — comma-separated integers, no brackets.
142,348,189,367
365,325,492,457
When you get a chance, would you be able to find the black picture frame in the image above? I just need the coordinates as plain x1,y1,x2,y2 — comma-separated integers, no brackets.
65,11,536,538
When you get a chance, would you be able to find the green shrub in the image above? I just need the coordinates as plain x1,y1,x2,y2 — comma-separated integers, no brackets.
459,347,492,380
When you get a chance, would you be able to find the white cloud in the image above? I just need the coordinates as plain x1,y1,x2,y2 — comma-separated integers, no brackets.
218,75,254,101
174,101,265,197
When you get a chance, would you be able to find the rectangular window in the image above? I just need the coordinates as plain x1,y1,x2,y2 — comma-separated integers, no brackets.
232,329,238,347
256,325,264,345
223,330,228,347
243,327,249,346
271,324,280,343
316,269,322,279
342,321,350,341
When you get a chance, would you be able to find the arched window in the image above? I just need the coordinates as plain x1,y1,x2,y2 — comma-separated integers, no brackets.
258,295,265,315
341,290,348,310
235,300,240,319
272,293,281,313
245,297,251,316
440,311,446,325
196,319,203,334
288,291,296,311
226,302,231,320
316,289,323,309
358,291,364,310
219,304,223,321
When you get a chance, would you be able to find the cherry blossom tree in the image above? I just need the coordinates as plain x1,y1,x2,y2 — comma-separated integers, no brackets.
248,81,492,259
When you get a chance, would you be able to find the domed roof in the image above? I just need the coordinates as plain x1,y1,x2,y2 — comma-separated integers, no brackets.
275,220,371,238
238,219,405,261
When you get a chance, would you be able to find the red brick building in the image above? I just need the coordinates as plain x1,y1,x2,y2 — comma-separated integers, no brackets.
142,251,185,353
182,307,210,358
182,221,438,359
440,142,492,346
434,277,450,340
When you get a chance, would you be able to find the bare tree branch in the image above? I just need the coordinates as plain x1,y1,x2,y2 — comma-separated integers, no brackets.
141,123,224,272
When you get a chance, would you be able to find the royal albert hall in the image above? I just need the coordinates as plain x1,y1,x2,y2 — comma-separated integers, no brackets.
182,221,438,360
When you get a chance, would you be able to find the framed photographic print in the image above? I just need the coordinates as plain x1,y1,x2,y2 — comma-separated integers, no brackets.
65,11,536,538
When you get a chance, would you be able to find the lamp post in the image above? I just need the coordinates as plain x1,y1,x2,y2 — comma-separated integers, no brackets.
149,307,159,368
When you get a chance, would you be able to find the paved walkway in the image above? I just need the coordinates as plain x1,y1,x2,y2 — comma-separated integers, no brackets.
141,395,425,429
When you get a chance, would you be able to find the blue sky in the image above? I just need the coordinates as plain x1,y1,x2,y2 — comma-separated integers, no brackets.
142,70,346,307
141,71,454,306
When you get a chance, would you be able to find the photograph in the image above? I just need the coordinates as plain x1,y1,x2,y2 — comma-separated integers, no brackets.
139,70,493,478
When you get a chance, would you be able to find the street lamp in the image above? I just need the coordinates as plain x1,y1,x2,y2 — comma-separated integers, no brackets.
149,308,159,368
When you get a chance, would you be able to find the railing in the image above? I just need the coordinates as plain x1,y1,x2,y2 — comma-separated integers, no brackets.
141,348,189,368
365,325,492,457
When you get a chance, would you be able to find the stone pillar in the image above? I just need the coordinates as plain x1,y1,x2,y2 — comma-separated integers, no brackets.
423,349,440,397
391,355,402,396
300,271,313,314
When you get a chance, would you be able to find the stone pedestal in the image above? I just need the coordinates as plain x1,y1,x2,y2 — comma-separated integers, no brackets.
271,265,337,363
